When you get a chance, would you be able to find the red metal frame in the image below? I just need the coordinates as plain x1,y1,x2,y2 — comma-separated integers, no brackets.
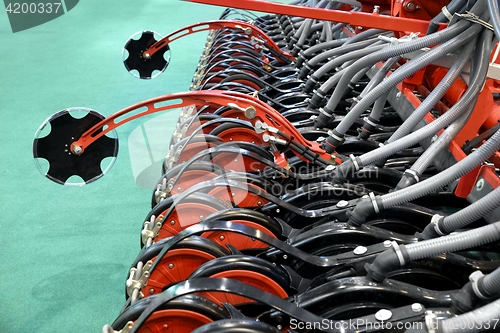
185,0,447,35
70,90,342,164
144,20,294,62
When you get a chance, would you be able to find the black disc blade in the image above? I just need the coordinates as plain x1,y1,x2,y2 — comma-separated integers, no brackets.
123,31,169,79
33,110,118,185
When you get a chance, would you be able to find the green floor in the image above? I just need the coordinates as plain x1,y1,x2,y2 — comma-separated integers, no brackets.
0,1,223,332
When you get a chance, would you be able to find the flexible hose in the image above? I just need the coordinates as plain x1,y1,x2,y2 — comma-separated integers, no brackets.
302,42,386,89
409,102,474,176
488,0,500,43
406,222,500,261
356,29,486,167
441,186,500,234
313,0,486,128
296,36,348,68
426,0,469,35
299,37,383,80
482,266,500,298
358,56,400,99
441,298,500,333
387,37,476,143
343,28,387,46
347,29,494,226
333,23,481,140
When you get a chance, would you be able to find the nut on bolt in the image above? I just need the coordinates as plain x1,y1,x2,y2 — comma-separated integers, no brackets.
71,145,83,155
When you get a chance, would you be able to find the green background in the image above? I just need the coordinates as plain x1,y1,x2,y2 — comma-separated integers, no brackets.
0,0,223,332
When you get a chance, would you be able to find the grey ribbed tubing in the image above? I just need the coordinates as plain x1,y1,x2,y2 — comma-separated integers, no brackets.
442,186,500,234
482,266,500,298
313,0,486,128
378,30,494,209
296,37,348,68
368,91,389,122
304,42,386,83
488,0,500,43
358,29,487,168
359,56,400,99
405,222,500,261
409,103,474,175
334,23,481,137
387,37,476,143
426,0,469,34
343,28,387,46
441,297,500,333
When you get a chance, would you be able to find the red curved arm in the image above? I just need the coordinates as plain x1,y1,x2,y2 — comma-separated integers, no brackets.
70,90,340,164
143,20,294,63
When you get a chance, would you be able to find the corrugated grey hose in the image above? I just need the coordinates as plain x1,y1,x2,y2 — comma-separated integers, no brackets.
427,0,470,35
296,36,348,68
440,298,500,333
324,23,482,153
429,186,500,236
299,37,384,81
347,29,494,226
387,37,476,144
302,41,387,94
488,0,500,42
358,56,400,99
313,0,486,129
334,30,481,179
394,103,475,190
365,221,500,282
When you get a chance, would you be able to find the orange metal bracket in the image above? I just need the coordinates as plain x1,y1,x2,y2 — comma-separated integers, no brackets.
143,20,294,63
184,0,447,35
70,90,339,164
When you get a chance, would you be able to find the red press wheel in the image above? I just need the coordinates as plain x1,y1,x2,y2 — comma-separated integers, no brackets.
137,309,213,333
207,185,269,208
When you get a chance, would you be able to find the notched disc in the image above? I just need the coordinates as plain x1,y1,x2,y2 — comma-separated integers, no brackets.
123,30,170,79
33,108,118,185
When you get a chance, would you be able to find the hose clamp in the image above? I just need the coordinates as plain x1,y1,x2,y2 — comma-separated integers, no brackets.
327,130,343,142
319,108,331,117
441,6,453,21
363,116,377,127
431,214,447,236
469,270,491,300
350,154,361,172
455,12,494,31
404,169,420,182
369,192,380,214
391,241,406,266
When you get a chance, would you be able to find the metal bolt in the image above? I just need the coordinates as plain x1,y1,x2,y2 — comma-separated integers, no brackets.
257,201,262,206
276,209,280,213
144,52,151,60
476,178,485,192
431,135,438,142
234,159,238,163
277,325,282,330
396,91,401,99
229,138,233,141
170,220,175,225
163,323,169,330
177,187,182,192
199,215,204,220
149,288,155,294
373,5,380,13
375,309,392,321
219,235,225,241
168,263,174,269
231,192,236,197
383,240,392,248
411,303,423,312
336,200,349,208
283,254,288,259
353,246,368,255
72,145,83,155
406,2,415,11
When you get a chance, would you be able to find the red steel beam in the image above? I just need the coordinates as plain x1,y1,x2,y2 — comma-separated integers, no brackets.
185,0,446,34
